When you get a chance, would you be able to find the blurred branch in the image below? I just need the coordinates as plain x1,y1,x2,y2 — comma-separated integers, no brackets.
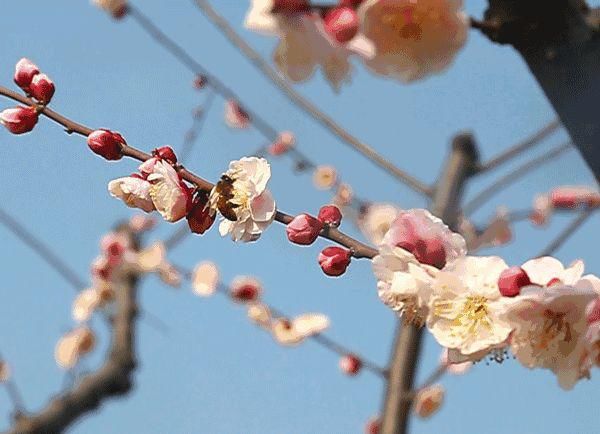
179,89,216,164
190,0,432,197
476,119,561,173
6,228,140,434
537,208,596,256
0,85,377,259
463,142,573,216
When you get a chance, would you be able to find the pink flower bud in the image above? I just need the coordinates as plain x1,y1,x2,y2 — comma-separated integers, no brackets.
586,297,600,325
271,0,310,14
286,214,324,245
498,267,531,297
339,354,362,376
0,106,38,134
364,417,381,434
318,205,342,227
318,246,351,277
87,129,125,161
230,277,262,303
268,131,295,156
397,236,446,270
324,7,359,43
29,73,55,104
187,193,215,235
14,58,39,93
153,146,177,164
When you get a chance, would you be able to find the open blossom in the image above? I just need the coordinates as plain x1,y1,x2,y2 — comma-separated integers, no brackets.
358,203,400,245
246,1,374,90
313,165,338,189
191,262,220,297
414,384,445,418
503,282,598,389
248,303,272,328
427,256,513,360
358,0,468,82
372,209,466,324
209,157,276,242
521,256,584,287
55,327,96,369
72,284,114,322
134,242,166,273
272,313,330,346
147,160,193,222
108,175,155,213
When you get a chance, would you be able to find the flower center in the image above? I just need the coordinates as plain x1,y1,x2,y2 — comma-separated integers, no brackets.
381,6,423,41
528,310,572,355
435,295,492,339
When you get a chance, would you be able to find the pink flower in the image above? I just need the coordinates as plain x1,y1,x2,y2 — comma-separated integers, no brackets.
286,214,324,245
318,246,351,276
29,73,55,104
324,7,360,43
0,106,38,134
108,175,155,213
224,100,251,129
87,129,125,161
414,384,444,418
318,204,342,227
14,58,40,93
147,160,193,222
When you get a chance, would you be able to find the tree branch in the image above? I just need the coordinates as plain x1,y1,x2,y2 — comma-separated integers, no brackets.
6,227,140,434
0,85,377,259
537,208,596,256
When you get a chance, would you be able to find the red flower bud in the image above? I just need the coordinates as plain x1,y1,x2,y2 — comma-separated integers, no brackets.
0,106,38,134
29,73,55,104
187,193,215,235
286,214,324,245
324,7,359,43
396,236,446,269
87,129,125,161
271,0,310,14
231,283,261,303
586,297,600,325
153,145,177,164
364,416,381,434
14,58,39,93
498,267,531,297
318,205,342,227
339,354,362,376
318,246,351,277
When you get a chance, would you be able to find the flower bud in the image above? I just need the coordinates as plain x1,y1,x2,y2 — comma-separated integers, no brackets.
324,7,359,43
318,205,342,227
268,131,295,156
0,106,38,134
286,214,323,245
29,73,55,104
318,246,351,277
339,354,362,376
153,145,177,164
87,129,125,160
187,193,215,235
230,277,262,303
14,58,39,92
498,266,531,297
271,0,310,14
364,417,380,434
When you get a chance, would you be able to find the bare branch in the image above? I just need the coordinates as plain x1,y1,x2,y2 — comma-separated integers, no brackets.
0,86,377,259
463,142,573,216
477,119,561,173
537,208,596,257
179,89,216,164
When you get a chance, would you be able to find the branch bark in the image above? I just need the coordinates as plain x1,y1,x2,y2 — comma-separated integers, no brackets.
380,133,479,434
5,227,140,434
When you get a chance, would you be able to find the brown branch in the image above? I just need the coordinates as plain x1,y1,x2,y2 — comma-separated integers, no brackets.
6,227,140,434
0,85,377,259
185,0,433,197
537,208,596,256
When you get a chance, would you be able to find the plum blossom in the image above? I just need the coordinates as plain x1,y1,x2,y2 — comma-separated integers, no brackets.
209,157,276,242
358,203,400,245
414,384,444,418
313,165,338,189
147,160,193,222
426,256,513,360
72,284,114,322
521,256,584,287
191,262,220,297
358,0,468,82
372,209,466,324
247,303,272,328
503,282,598,389
108,175,155,213
530,194,552,226
246,1,374,90
55,327,96,369
230,276,262,303
272,313,330,346
224,100,251,129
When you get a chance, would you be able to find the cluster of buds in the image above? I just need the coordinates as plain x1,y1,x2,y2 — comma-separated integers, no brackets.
1,59,55,135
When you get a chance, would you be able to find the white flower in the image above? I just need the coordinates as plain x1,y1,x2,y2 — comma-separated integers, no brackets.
248,303,272,328
147,160,192,222
72,284,115,322
108,176,155,213
358,0,468,82
134,242,166,273
427,256,513,359
246,1,374,90
521,256,584,287
372,209,466,324
224,100,251,129
210,157,276,242
54,327,96,369
191,262,220,297
271,313,330,346
503,283,597,390
358,203,400,245
414,384,444,419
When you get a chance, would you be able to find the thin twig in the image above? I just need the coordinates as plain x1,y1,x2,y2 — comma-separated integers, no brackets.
140,1,432,197
179,89,217,164
537,209,596,256
0,85,378,259
463,142,573,216
477,119,561,173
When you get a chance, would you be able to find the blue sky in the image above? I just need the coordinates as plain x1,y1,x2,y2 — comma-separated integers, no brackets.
0,1,599,433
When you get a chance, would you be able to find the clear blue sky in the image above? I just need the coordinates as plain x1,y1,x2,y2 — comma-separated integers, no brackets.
1,1,599,433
